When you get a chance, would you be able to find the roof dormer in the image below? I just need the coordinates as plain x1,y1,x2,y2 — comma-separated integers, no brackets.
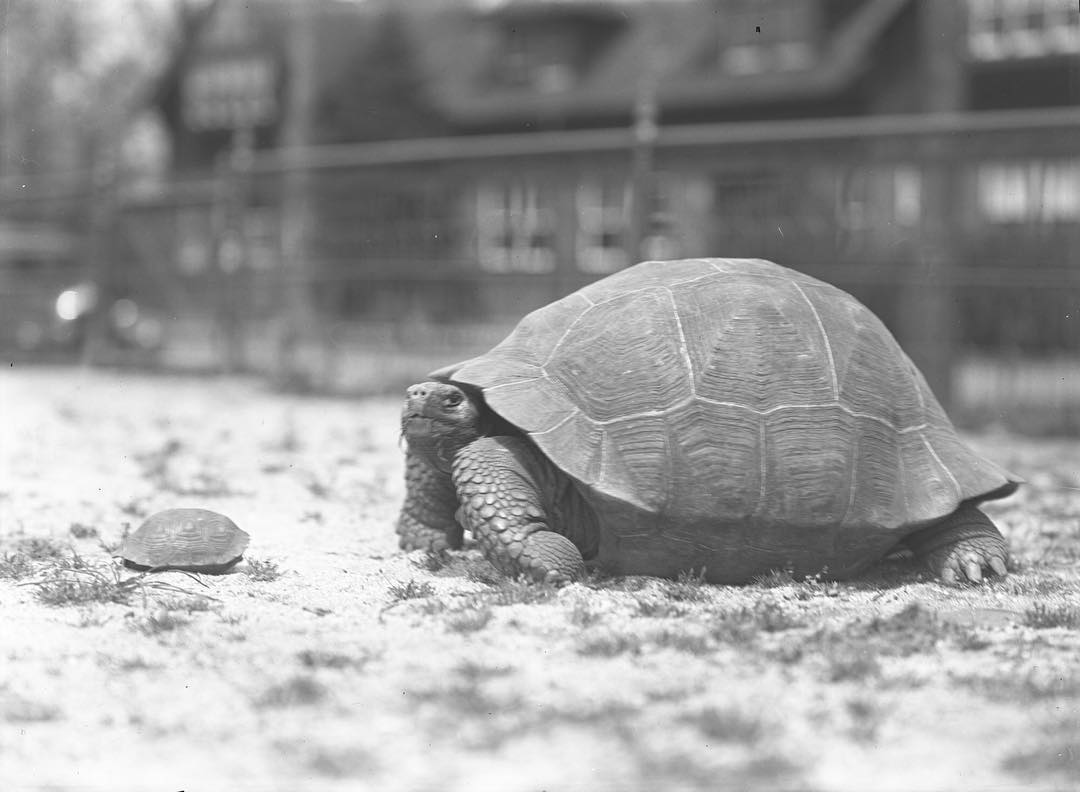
482,1,627,93
714,0,824,75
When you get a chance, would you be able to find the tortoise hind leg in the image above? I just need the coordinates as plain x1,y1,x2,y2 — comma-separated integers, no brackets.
452,436,586,584
903,504,1010,584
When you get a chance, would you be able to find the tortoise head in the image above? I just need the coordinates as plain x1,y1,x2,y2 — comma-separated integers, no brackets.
401,381,488,472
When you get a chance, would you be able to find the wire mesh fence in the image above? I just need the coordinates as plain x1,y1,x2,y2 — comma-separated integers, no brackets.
1,110,1078,431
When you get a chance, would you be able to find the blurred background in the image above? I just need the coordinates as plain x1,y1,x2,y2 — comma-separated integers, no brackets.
1,0,1077,432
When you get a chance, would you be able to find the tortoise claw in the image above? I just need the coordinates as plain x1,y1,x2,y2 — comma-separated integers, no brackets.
906,506,1011,586
964,561,983,584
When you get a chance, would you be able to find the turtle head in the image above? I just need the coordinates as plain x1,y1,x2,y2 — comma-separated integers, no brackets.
401,381,487,472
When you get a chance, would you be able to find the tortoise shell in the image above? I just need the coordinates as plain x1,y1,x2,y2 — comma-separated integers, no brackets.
119,508,249,573
435,258,1019,579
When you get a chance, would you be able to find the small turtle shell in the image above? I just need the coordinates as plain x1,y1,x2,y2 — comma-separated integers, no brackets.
119,508,250,573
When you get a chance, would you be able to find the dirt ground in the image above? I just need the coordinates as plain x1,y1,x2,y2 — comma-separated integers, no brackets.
1,366,1078,792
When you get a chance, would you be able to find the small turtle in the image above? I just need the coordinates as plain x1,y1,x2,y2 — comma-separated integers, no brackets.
396,258,1020,585
119,508,249,573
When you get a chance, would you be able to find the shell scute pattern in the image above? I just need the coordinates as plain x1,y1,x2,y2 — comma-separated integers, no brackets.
449,258,1019,533
120,508,249,572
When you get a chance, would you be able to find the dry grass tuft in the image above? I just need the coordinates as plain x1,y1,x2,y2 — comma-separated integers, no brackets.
387,578,436,601
0,551,35,581
297,649,375,670
444,607,494,634
684,706,766,744
256,676,328,708
245,557,283,582
664,568,711,602
22,551,214,611
1023,602,1080,629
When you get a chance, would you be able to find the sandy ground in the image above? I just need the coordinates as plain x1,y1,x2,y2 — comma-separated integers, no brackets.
1,366,1078,792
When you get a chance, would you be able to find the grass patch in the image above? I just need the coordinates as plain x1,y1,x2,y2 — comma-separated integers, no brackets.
567,600,603,628
1003,741,1079,778
9,536,67,560
133,608,191,635
861,602,946,656
577,630,643,657
305,746,376,778
455,660,514,683
649,627,712,655
748,596,804,632
710,611,762,647
256,675,328,708
24,551,211,608
68,523,99,540
465,566,503,585
799,603,966,682
116,656,162,672
0,552,34,581
297,649,373,670
1023,602,1080,629
0,692,61,723
155,595,219,613
469,577,558,607
708,597,803,645
684,706,765,744
445,607,494,634
635,598,689,618
752,568,797,588
958,670,1080,702
302,472,332,500
409,664,515,721
823,643,882,682
993,575,1070,596
387,578,436,601
846,695,883,743
245,557,283,582
412,551,449,573
664,568,711,602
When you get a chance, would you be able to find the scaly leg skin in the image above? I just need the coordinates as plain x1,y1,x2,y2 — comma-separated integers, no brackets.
452,436,585,584
396,451,463,553
904,504,1010,585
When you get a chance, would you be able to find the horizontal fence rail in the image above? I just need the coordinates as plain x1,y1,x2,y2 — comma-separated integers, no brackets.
1,109,1078,432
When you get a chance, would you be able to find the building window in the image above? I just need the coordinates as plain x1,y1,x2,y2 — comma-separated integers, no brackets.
892,167,923,227
977,160,1080,223
967,0,1080,60
836,165,923,232
498,27,580,93
476,181,557,273
720,1,818,75
575,178,628,274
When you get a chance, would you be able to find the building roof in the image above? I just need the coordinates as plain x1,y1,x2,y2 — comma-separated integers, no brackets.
160,0,916,140
410,0,912,126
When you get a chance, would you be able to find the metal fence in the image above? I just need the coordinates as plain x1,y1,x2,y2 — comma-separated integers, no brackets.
2,108,1078,430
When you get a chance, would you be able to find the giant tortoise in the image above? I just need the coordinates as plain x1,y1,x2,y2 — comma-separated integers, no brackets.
396,258,1019,585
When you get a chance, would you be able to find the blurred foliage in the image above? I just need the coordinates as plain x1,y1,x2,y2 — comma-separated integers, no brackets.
0,0,211,179
314,6,447,144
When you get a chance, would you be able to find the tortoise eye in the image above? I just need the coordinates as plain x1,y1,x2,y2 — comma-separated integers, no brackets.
445,392,464,407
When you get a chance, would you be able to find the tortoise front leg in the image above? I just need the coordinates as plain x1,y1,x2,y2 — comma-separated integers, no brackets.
904,504,1010,584
452,436,585,584
396,451,463,553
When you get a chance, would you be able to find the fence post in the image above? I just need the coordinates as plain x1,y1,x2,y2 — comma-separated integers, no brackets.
899,0,968,411
627,62,658,266
275,2,320,390
211,125,254,374
80,144,119,368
